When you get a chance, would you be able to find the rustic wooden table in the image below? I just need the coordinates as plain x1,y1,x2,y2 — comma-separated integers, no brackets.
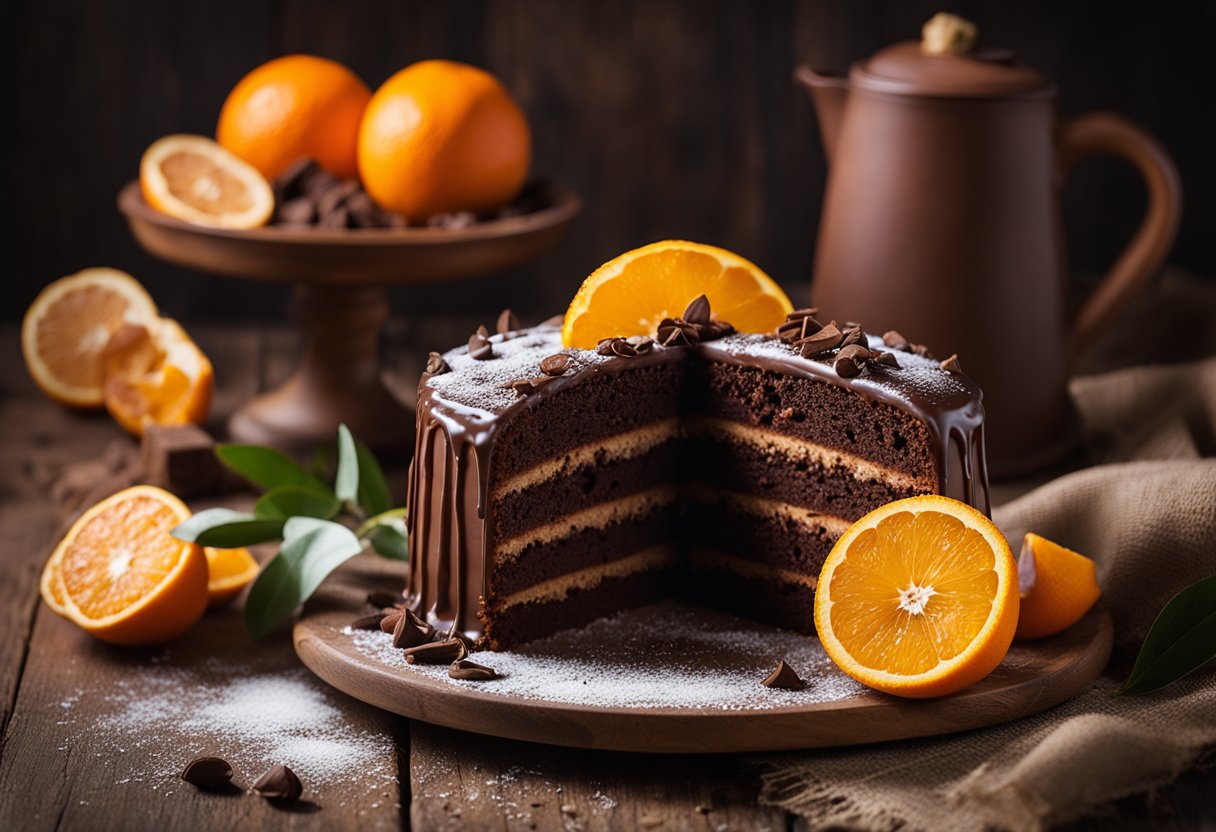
1,320,1212,831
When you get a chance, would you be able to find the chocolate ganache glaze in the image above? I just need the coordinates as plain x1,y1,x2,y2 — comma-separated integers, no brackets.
406,317,988,642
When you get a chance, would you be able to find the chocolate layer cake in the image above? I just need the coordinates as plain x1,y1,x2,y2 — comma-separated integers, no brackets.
406,315,987,649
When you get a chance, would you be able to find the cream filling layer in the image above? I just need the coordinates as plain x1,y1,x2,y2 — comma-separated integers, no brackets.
492,418,681,500
685,416,933,492
684,484,852,537
688,548,819,590
495,545,678,610
494,486,678,562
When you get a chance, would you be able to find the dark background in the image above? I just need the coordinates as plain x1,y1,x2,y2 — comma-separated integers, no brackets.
4,0,1213,323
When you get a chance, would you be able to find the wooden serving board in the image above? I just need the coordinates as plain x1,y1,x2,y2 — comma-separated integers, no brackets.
294,556,1113,754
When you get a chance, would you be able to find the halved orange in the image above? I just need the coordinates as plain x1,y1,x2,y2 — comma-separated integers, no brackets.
1015,533,1101,640
140,134,274,229
39,545,70,619
22,268,159,407
204,546,259,607
102,319,214,437
49,485,209,646
561,241,794,348
814,495,1019,698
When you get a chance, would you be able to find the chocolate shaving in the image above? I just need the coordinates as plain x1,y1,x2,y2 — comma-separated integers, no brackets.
796,322,843,357
840,326,868,349
871,350,900,368
656,318,700,347
253,764,303,802
404,638,467,664
392,608,435,649
379,610,404,634
449,659,498,680
597,336,655,357
785,307,819,321
181,755,233,788
367,589,400,609
882,330,910,351
778,315,823,344
467,331,493,360
503,378,535,396
425,352,449,375
496,309,521,336
940,353,963,373
539,353,573,376
351,612,389,631
682,294,711,326
761,660,805,690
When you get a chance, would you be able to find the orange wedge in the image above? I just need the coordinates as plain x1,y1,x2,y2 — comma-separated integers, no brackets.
101,319,214,437
204,546,259,607
561,240,793,348
22,268,160,408
814,495,1019,698
49,485,208,646
140,134,274,229
1015,533,1101,640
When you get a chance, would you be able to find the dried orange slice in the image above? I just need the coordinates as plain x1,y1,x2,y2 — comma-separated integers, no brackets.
204,546,259,607
561,240,793,348
814,495,1019,698
1015,533,1101,640
22,268,159,408
50,485,209,646
102,319,214,437
140,134,274,229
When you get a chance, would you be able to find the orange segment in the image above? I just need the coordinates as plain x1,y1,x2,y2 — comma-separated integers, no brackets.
1015,533,1101,640
141,134,274,229
204,546,259,607
21,268,159,408
561,241,793,348
102,319,214,437
51,485,208,646
814,495,1019,698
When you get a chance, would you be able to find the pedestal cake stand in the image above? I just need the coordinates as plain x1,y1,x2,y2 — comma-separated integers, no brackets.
118,181,580,452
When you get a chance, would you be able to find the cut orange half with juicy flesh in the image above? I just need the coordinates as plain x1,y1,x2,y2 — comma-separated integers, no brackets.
814,495,1019,699
1015,533,1101,640
48,485,209,646
22,268,160,408
140,134,274,229
561,240,794,348
102,319,214,437
204,546,259,607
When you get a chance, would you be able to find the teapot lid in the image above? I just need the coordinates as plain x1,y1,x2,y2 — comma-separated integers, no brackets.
855,15,1050,98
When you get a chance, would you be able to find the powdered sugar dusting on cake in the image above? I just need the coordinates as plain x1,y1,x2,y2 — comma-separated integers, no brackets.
345,601,866,710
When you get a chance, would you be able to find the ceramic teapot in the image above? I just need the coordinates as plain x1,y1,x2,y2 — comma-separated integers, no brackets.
797,18,1181,477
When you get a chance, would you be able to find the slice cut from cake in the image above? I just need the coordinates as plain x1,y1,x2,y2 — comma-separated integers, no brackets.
406,309,987,649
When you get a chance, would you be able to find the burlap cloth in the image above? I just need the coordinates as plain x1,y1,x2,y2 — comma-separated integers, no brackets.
758,273,1216,831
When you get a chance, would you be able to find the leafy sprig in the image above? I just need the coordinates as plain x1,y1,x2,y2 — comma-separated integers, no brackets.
172,424,408,638
1118,573,1216,695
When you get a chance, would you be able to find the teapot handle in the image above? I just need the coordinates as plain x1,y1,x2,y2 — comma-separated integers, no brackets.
1057,113,1182,356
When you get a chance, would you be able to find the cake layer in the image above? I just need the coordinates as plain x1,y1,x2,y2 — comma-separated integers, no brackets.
684,550,816,633
683,489,843,574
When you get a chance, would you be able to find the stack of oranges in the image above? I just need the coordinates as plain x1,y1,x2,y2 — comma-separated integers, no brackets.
141,55,531,229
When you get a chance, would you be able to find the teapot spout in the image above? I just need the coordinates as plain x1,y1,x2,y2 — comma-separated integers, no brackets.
795,65,849,163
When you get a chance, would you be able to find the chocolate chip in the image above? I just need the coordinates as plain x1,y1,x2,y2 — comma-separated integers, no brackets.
425,352,449,375
404,639,467,664
502,378,535,396
657,319,699,347
872,350,900,368
762,660,805,690
882,330,909,351
181,755,233,788
682,294,711,326
380,609,404,634
911,343,934,359
253,764,303,802
351,612,389,631
940,353,963,373
529,375,559,390
476,325,490,339
840,326,868,349
392,608,435,649
796,322,843,357
467,332,493,360
779,315,823,344
837,344,872,363
367,589,399,609
539,354,573,376
449,659,498,680
596,336,653,357
496,309,521,336
834,346,871,379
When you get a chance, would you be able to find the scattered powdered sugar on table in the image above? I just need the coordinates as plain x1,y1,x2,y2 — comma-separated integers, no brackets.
346,601,866,709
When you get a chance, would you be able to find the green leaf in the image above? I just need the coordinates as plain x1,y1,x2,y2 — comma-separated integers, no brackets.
335,425,360,505
1118,573,1216,695
254,486,341,520
244,518,364,639
216,444,333,496
353,435,393,516
367,524,409,561
172,508,285,547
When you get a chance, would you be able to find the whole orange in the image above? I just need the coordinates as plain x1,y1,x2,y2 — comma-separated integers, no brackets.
358,60,531,220
217,54,371,180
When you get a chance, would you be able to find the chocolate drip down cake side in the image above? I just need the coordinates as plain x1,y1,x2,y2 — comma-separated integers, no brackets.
406,306,988,649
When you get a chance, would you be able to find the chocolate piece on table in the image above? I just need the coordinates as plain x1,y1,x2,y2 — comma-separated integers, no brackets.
539,353,573,376
940,354,963,374
425,352,449,375
379,610,404,634
392,608,435,649
367,589,400,609
253,764,303,802
497,309,521,336
682,294,711,326
404,638,467,664
467,331,493,360
181,755,233,788
449,659,498,680
140,425,231,498
761,660,805,690
351,612,389,631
